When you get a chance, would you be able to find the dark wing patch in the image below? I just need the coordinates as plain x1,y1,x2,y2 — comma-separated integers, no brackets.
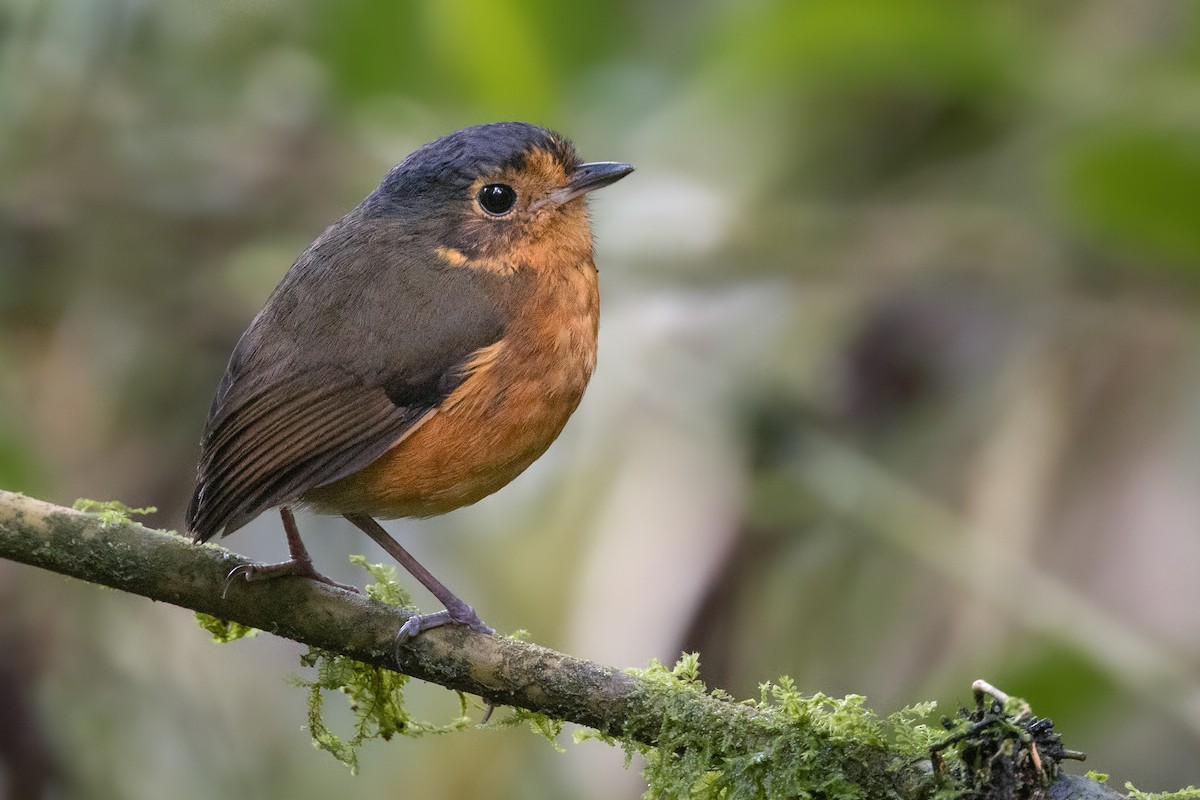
186,369,431,542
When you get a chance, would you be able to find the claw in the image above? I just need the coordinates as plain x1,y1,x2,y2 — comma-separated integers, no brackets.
222,564,255,599
396,614,428,645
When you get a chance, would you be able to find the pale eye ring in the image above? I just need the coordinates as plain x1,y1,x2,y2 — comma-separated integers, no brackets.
478,183,517,216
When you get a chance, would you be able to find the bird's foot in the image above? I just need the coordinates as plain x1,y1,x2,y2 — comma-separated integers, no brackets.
341,512,494,651
221,506,361,598
222,558,361,598
393,598,492,655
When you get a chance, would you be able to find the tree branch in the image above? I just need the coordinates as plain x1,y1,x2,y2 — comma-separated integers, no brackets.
0,490,654,735
0,490,1120,799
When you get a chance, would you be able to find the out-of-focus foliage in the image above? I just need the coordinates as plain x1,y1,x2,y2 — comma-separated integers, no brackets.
1059,129,1200,274
2,0,1200,797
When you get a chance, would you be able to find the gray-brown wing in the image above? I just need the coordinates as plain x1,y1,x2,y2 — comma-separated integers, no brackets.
185,366,431,541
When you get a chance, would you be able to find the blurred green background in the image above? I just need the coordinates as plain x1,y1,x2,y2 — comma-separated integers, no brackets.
3,0,1200,797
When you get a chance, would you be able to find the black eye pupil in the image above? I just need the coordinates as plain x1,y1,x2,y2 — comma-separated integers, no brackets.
478,184,516,215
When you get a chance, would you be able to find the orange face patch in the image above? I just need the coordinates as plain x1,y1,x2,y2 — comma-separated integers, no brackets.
448,144,593,273
519,146,572,191
435,245,514,275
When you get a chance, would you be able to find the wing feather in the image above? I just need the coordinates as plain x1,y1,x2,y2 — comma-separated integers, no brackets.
186,373,428,541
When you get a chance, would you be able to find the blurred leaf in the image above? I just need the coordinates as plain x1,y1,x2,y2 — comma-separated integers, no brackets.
421,0,555,119
311,0,626,118
1058,128,1200,276
312,0,426,101
992,644,1118,726
720,0,1019,94
713,0,1024,192
0,429,43,493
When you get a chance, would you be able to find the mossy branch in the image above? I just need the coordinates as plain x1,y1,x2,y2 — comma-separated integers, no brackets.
0,490,1126,799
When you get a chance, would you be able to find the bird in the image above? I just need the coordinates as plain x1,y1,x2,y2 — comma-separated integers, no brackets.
186,121,632,641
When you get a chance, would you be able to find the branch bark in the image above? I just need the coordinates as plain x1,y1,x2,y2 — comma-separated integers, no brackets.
0,490,1120,799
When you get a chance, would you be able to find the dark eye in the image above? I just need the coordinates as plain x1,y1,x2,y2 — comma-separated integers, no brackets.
478,183,517,216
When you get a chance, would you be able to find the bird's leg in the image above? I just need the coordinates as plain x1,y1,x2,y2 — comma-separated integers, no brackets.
344,512,493,645
223,507,360,597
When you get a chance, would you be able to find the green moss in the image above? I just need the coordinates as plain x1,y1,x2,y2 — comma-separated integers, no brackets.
348,554,414,609
194,612,259,643
1125,785,1200,800
292,645,470,774
72,498,157,527
610,654,943,799
291,555,468,773
497,708,566,752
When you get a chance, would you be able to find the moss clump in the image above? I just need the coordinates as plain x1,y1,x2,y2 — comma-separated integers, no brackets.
928,681,1092,800
608,654,944,800
290,556,469,774
497,708,566,752
1125,786,1200,800
349,554,412,608
194,612,258,643
72,498,156,527
292,645,470,774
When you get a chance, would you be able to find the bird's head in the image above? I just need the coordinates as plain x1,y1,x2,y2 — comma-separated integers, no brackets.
366,122,633,272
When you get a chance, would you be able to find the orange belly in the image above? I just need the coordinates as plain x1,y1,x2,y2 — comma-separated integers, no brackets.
301,260,599,519
302,374,585,517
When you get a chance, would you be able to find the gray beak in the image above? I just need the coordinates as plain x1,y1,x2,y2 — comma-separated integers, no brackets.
553,161,635,204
